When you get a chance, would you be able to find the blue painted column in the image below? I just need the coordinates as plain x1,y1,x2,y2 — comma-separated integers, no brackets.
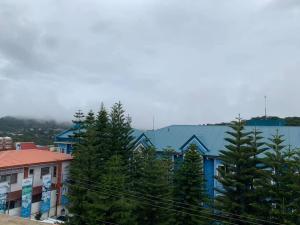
203,157,215,199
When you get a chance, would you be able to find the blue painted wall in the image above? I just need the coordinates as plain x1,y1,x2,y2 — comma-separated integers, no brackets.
57,143,73,154
204,157,215,199
214,159,223,196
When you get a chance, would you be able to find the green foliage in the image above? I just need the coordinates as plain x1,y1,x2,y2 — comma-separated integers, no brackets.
173,144,207,225
110,102,134,161
132,147,173,225
261,132,296,224
289,150,300,224
68,103,136,225
94,104,111,171
0,116,69,145
95,155,137,225
246,129,270,220
68,110,98,225
216,118,265,224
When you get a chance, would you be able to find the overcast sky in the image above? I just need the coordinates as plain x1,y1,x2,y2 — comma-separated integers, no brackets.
0,0,300,129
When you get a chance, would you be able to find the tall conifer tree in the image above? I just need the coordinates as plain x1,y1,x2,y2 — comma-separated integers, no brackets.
216,118,262,224
262,132,295,224
96,155,137,225
133,147,172,225
173,144,207,225
68,111,98,225
289,149,300,224
94,103,111,170
109,102,134,160
247,128,269,219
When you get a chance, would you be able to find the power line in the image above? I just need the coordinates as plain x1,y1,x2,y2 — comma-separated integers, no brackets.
69,181,239,225
69,177,283,225
71,179,251,224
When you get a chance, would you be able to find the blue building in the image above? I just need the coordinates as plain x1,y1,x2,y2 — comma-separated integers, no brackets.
54,128,77,154
55,124,300,199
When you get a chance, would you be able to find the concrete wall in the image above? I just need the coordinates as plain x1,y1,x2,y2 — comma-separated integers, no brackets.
29,164,57,187
10,171,24,192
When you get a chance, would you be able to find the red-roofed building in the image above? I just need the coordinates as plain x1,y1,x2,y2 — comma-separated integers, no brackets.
15,142,49,151
0,149,72,219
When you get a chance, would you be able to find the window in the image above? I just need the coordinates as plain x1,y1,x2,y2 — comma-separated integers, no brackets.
0,175,6,183
29,169,34,177
41,167,50,178
53,166,57,178
0,173,18,184
10,173,18,184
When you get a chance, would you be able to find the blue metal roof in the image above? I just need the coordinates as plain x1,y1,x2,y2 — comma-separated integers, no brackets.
55,127,144,143
55,124,300,157
138,125,300,156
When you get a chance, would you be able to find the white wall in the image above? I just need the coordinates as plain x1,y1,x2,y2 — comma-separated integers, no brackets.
10,171,24,192
29,164,57,187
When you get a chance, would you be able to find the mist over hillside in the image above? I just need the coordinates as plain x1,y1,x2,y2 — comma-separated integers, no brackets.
0,116,70,145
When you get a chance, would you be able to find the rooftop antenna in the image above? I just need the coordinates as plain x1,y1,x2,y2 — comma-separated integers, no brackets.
264,96,267,118
152,115,156,146
152,116,155,131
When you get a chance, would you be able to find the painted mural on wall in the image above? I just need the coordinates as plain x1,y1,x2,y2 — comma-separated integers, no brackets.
0,182,9,213
61,174,69,206
40,174,52,213
21,177,33,218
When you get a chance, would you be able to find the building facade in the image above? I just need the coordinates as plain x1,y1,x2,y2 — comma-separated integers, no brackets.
54,128,76,154
55,124,300,199
0,149,72,219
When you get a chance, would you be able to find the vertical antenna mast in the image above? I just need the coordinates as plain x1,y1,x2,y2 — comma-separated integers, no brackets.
152,116,155,131
152,115,155,145
264,96,267,118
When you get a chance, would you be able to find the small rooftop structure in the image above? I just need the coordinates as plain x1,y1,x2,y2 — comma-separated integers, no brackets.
15,142,49,151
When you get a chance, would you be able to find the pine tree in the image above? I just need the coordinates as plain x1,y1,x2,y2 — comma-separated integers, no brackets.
95,155,137,225
109,102,134,161
68,111,100,225
247,128,269,219
173,144,207,225
133,147,173,225
289,149,300,224
70,110,85,145
215,118,261,224
94,103,111,171
262,132,295,224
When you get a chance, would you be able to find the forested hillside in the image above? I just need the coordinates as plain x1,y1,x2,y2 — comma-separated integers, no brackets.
0,116,70,145
211,116,300,126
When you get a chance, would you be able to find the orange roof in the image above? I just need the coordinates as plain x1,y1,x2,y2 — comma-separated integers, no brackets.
19,142,37,150
0,149,73,169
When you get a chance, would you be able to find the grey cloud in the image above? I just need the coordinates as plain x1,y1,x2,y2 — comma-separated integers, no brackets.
0,0,300,128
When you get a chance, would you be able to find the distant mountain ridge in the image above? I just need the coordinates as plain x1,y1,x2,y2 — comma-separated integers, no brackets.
0,116,70,145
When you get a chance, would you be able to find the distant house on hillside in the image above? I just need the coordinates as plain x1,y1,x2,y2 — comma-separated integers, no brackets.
54,128,77,154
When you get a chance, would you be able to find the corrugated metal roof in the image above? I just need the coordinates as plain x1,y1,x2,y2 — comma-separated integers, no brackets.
55,125,300,156
140,125,300,156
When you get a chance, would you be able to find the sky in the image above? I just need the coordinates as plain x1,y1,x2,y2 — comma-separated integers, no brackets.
0,0,300,129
